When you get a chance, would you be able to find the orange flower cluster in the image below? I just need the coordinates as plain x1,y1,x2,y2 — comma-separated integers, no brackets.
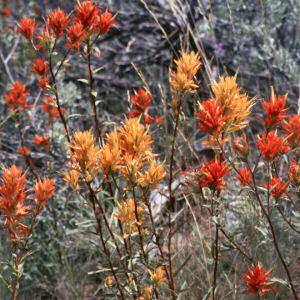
148,267,166,287
169,51,201,94
74,0,99,28
211,76,254,133
262,88,288,129
0,165,30,241
114,199,145,238
195,76,253,147
257,131,290,161
66,130,101,183
2,6,11,18
117,118,166,188
139,287,152,300
263,177,289,199
104,275,114,287
35,25,55,51
3,82,31,113
243,263,273,295
32,177,55,214
0,165,54,242
65,118,166,190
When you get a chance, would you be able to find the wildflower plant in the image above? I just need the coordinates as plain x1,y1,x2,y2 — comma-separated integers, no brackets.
0,1,299,299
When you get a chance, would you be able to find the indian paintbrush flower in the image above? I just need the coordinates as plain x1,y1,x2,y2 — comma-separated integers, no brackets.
34,136,50,148
47,8,70,37
212,76,254,133
114,199,145,238
195,99,227,136
67,130,100,182
148,267,166,287
169,51,201,93
17,17,38,41
262,87,288,129
243,263,274,295
236,167,252,186
74,0,99,29
257,131,290,161
3,81,31,112
196,158,232,194
65,22,87,50
30,58,49,76
0,165,30,241
263,177,289,199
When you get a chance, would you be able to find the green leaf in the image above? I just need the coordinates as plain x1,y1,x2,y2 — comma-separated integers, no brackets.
93,66,104,74
270,277,290,289
77,78,89,84
88,267,117,275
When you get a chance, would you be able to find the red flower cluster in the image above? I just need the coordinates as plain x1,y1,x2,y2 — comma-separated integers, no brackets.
47,8,70,37
3,82,31,112
282,114,300,149
236,167,251,186
127,88,161,125
257,131,290,160
263,177,289,199
17,1,116,54
74,0,116,35
30,58,49,76
262,91,288,129
243,263,273,295
195,99,227,135
196,158,231,194
131,88,151,111
2,6,11,18
17,17,38,41
74,0,99,29
35,25,55,51
95,11,116,35
18,146,30,156
37,75,50,90
34,136,50,148
65,22,87,50
41,96,65,124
